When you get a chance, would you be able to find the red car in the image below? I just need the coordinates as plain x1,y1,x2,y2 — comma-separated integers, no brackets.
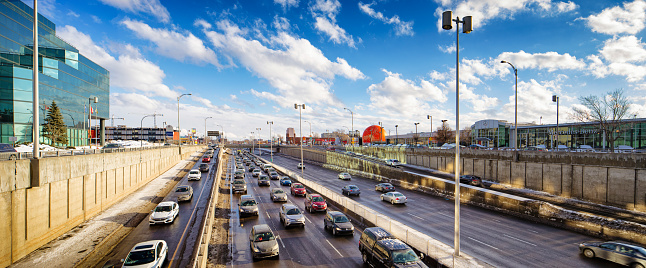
304,194,327,213
202,156,211,162
290,183,307,196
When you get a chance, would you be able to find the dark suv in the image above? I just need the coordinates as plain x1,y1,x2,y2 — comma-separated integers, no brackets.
360,228,426,267
323,211,354,236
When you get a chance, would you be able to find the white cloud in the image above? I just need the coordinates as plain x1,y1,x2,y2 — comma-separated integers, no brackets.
358,2,414,36
497,50,586,71
274,0,299,10
556,1,577,13
500,79,563,124
582,0,646,35
367,69,447,115
429,70,447,81
99,0,170,23
438,44,456,53
273,16,291,31
121,19,223,67
194,19,212,30
201,20,365,107
67,11,79,18
459,83,500,113
310,0,356,47
57,25,177,99
91,15,102,24
588,36,646,82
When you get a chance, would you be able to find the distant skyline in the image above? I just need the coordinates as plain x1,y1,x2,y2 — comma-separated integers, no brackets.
26,0,646,140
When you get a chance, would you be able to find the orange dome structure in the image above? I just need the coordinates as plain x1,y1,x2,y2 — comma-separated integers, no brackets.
362,125,386,144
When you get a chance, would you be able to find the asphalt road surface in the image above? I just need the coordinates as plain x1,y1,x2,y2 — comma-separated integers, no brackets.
254,149,623,268
228,153,365,267
98,149,218,268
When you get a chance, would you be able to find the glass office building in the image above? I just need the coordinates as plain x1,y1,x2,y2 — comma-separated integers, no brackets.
0,0,109,146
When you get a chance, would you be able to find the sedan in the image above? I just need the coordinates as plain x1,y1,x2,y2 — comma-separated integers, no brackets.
579,241,646,267
269,171,279,180
121,240,167,267
279,204,305,228
252,169,261,177
198,163,210,172
290,183,307,196
375,183,395,192
460,175,483,187
380,191,407,205
270,188,288,202
202,156,211,162
297,162,305,169
323,211,354,236
258,175,270,186
149,201,179,224
280,176,292,186
341,185,361,196
188,169,201,181
175,185,193,202
249,224,279,260
248,165,256,172
338,172,352,180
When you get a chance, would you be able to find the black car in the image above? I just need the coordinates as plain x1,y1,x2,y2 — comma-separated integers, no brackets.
579,241,646,267
258,175,270,186
199,163,210,172
323,211,354,236
459,175,482,187
0,143,17,160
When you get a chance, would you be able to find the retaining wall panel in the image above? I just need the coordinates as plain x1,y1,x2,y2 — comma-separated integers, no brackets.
49,180,68,228
510,162,526,188
543,164,562,195
525,163,542,191
497,161,511,185
0,192,11,267
636,169,646,211
607,168,635,209
582,166,608,204
26,186,49,241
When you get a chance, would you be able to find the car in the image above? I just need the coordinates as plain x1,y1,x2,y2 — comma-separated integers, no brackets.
342,185,361,196
149,201,179,225
249,224,280,260
579,241,646,268
266,167,276,174
361,238,426,268
290,183,306,196
280,176,292,186
248,165,256,172
359,227,396,253
326,147,336,151
269,171,279,180
232,179,247,194
297,162,305,169
385,159,402,167
323,211,354,236
258,175,270,186
175,185,193,202
279,204,305,228
198,163,210,172
252,169,261,177
338,172,352,180
304,193,327,213
459,175,483,187
263,164,273,172
234,170,245,179
270,188,288,202
103,143,125,150
0,143,17,160
239,195,259,216
375,183,395,192
121,240,168,267
202,155,211,162
188,169,201,181
380,191,407,205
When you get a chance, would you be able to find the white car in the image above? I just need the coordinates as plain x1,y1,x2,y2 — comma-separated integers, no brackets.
385,159,402,167
149,201,179,224
188,169,201,181
380,191,407,205
297,162,305,169
338,172,351,180
122,240,168,267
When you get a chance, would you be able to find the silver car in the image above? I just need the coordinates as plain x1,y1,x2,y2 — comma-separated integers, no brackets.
279,204,305,228
175,185,193,202
249,224,279,259
338,172,352,180
380,191,407,205
239,195,259,216
270,188,288,202
579,241,646,267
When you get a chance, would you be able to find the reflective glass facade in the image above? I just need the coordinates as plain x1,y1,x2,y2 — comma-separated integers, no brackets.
0,0,109,146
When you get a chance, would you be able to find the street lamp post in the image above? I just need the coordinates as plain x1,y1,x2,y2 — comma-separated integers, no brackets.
256,127,262,155
414,122,420,145
251,131,255,153
177,93,191,148
32,0,39,159
501,60,518,150
204,116,213,145
217,124,224,144
427,115,433,146
442,10,473,257
141,114,162,148
304,120,312,146
267,121,274,161
552,95,559,149
395,125,399,145
295,104,305,175
344,108,354,145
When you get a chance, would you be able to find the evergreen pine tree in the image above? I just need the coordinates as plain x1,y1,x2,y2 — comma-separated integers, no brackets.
42,101,68,146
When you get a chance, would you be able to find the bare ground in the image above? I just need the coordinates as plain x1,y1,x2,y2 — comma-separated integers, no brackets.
206,158,231,268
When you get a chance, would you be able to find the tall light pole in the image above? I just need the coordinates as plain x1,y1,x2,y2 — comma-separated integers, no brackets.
141,114,162,148
501,60,518,150
414,122,420,145
177,93,191,148
217,124,224,144
204,116,213,145
256,127,262,155
267,121,274,161
32,0,40,158
443,10,473,257
427,115,433,146
251,131,255,153
295,104,305,175
395,125,399,145
552,94,559,149
304,120,312,146
344,108,354,145
88,97,98,148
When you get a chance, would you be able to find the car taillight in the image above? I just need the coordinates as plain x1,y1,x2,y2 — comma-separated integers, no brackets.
396,198,399,200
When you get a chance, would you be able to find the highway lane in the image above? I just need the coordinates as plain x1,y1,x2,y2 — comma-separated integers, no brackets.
257,150,623,268
228,152,364,267
98,149,218,268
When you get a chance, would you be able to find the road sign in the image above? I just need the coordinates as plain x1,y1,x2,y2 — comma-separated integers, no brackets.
9,137,17,141
207,131,219,137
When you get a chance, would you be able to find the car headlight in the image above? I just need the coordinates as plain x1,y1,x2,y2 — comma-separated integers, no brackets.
252,246,260,252
271,244,279,251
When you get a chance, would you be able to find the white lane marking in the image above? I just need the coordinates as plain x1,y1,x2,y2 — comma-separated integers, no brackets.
436,212,452,218
492,219,501,223
529,229,539,234
266,212,271,219
277,235,286,248
467,237,499,250
326,239,343,257
407,213,424,221
305,216,312,224
503,234,537,246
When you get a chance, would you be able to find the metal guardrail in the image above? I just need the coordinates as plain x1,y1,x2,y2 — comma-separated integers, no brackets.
0,144,197,161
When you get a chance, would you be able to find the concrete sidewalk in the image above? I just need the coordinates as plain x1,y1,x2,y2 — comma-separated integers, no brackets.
10,151,202,268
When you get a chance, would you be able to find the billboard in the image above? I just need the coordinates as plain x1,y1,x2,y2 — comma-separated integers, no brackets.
207,131,219,136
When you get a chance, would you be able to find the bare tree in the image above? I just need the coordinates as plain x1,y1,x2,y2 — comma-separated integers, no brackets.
459,126,472,146
436,123,455,145
570,89,631,152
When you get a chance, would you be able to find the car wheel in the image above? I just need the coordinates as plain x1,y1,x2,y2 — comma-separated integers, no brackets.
391,199,394,205
583,249,595,258
309,206,312,213
333,228,337,236
632,263,645,268
472,180,481,186
362,252,368,264
380,196,384,201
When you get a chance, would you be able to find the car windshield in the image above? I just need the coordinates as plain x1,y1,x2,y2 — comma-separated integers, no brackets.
312,196,324,202
241,200,257,206
254,232,275,242
334,216,349,223
154,206,172,212
260,176,268,179
253,169,260,172
273,190,284,194
123,249,156,266
286,208,301,215
176,187,188,192
294,185,304,189
392,249,419,264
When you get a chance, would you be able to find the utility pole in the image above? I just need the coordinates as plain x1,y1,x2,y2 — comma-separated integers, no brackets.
267,121,274,162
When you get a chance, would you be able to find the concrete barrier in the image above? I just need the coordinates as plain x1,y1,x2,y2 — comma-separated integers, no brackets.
0,146,203,267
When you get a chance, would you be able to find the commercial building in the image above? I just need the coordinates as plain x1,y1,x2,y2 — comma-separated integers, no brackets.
0,0,109,146
99,126,166,143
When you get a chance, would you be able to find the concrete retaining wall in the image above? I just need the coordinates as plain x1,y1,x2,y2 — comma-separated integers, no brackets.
0,146,202,267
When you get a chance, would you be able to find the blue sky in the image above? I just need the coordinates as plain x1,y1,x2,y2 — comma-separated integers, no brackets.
27,0,646,140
